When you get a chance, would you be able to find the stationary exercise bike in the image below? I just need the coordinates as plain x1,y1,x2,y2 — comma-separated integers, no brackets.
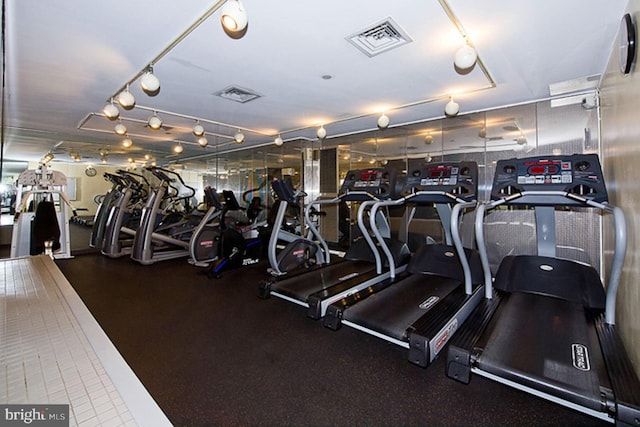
206,190,266,279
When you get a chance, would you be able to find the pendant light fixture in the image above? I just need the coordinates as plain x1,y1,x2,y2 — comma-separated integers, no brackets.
117,85,136,110
102,99,120,120
454,43,478,71
424,133,434,144
148,112,163,130
173,142,184,154
317,125,327,140
197,136,209,147
234,130,245,144
445,98,460,117
377,113,390,129
221,0,248,35
114,122,127,136
122,137,133,149
140,66,160,96
193,122,205,137
274,135,283,146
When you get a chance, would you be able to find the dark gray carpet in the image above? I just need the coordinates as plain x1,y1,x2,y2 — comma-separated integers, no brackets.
54,251,607,427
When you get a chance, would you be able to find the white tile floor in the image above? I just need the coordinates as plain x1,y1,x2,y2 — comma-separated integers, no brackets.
1,255,172,427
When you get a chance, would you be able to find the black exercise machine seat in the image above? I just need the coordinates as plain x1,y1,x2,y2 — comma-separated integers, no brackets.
446,154,640,425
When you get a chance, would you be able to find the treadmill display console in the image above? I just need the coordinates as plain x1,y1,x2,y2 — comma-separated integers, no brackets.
402,161,478,203
492,154,608,205
339,167,397,201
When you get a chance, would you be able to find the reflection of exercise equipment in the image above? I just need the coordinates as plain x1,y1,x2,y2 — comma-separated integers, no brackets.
131,167,220,265
11,164,77,259
446,154,640,425
206,190,266,279
266,178,325,276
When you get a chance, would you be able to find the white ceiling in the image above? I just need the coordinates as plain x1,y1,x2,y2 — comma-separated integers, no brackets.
2,0,627,173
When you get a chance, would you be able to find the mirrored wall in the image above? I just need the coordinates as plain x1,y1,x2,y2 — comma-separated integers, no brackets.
202,94,600,271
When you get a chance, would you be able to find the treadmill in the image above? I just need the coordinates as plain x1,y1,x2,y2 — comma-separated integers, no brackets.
323,161,484,367
259,167,411,319
446,154,640,425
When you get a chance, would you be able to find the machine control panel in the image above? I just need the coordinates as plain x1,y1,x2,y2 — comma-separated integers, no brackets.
491,154,608,205
339,167,397,201
401,161,478,203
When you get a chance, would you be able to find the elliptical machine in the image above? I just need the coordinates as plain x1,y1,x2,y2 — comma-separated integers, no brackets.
266,178,325,276
90,172,128,249
131,167,220,265
100,170,148,258
188,186,224,267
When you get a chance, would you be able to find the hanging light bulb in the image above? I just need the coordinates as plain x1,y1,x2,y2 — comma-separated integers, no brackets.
100,155,108,164
140,67,160,95
234,130,245,144
173,142,184,154
377,113,390,129
122,137,133,148
445,98,460,117
102,100,120,120
454,43,478,71
197,136,209,147
117,85,135,110
193,122,205,137
114,122,127,136
274,135,283,146
317,125,327,140
148,112,163,130
221,0,248,33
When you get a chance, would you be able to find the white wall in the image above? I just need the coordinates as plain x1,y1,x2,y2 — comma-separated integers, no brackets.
600,0,640,376
27,162,125,216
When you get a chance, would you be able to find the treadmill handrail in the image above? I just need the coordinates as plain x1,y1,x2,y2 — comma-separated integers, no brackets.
451,200,477,295
370,190,476,281
477,189,627,324
369,197,405,279
306,192,389,270
357,200,383,274
305,197,339,262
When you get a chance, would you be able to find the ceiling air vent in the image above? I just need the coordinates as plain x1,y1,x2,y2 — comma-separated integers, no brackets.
214,85,261,103
347,17,413,57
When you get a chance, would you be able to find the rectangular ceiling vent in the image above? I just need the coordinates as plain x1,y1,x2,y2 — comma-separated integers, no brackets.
347,17,413,57
214,85,261,103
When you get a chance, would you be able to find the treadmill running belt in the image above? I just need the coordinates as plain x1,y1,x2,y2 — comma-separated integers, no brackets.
273,260,374,301
342,275,460,342
476,292,604,411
